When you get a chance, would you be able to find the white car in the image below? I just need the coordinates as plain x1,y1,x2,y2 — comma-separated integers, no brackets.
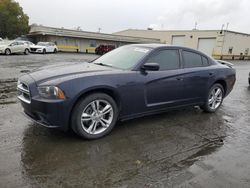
0,41,30,55
30,42,58,54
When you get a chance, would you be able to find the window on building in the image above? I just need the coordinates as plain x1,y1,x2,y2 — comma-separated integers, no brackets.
182,50,203,68
90,40,96,47
228,47,233,54
145,50,180,70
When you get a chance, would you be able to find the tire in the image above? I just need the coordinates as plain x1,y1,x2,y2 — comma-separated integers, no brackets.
201,83,224,113
43,49,46,54
24,48,29,55
54,49,57,53
71,93,118,139
5,49,11,55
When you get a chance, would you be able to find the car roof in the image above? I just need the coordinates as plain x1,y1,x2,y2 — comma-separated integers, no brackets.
128,43,212,58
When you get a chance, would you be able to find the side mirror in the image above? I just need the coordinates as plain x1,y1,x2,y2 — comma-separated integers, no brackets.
141,62,160,71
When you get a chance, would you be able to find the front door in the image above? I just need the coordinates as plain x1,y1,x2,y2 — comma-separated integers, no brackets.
140,49,184,108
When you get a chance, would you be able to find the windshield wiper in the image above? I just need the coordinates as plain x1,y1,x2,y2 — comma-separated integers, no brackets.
94,63,113,67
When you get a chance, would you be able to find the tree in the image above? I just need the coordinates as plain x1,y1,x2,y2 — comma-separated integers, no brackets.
0,0,29,39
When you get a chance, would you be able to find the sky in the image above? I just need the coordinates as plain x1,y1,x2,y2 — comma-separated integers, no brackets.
16,0,250,34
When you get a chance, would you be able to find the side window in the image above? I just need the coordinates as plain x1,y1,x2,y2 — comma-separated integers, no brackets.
183,50,203,68
146,50,180,70
10,42,18,46
202,56,209,66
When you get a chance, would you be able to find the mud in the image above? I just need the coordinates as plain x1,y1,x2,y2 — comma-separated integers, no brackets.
0,53,250,188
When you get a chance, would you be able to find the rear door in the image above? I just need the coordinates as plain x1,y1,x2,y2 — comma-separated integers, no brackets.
180,50,212,103
17,42,25,52
140,48,184,108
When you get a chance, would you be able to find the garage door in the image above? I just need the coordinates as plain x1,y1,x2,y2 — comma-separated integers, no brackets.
172,36,185,46
197,38,216,56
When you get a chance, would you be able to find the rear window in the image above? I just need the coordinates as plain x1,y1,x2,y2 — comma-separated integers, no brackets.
183,50,203,68
202,56,209,66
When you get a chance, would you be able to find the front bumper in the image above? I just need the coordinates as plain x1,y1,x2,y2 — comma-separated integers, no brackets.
30,48,43,53
18,74,70,131
20,97,68,130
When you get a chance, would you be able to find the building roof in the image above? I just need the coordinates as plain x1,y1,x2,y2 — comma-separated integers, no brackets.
28,25,161,43
115,29,250,37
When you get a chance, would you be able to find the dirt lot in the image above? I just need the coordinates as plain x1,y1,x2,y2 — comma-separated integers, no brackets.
0,53,250,188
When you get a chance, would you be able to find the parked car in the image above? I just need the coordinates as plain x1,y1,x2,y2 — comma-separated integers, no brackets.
0,41,30,55
17,44,236,139
95,44,115,55
30,42,58,54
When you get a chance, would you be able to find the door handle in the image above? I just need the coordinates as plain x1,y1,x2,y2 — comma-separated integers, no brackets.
209,72,214,76
176,77,183,81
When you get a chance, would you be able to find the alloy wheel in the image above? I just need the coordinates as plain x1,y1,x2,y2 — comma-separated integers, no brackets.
81,99,114,135
208,86,223,110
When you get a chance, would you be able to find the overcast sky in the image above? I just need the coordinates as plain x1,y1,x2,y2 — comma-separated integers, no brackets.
16,0,250,34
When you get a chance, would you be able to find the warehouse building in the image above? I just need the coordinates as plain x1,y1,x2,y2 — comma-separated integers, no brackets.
114,29,250,60
27,25,160,53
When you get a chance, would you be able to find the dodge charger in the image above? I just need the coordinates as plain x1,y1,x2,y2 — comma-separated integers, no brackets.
17,44,236,139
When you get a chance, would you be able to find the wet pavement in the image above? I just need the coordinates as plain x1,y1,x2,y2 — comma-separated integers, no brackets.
0,53,250,188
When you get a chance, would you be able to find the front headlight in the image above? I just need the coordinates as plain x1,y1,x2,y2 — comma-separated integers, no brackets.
38,86,66,99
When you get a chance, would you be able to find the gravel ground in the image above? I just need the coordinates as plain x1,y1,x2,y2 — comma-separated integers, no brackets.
0,53,250,188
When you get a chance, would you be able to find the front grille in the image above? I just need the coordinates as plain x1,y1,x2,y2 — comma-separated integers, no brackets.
17,81,31,104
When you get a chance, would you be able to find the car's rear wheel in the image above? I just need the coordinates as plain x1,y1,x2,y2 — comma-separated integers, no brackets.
201,83,224,113
24,48,29,55
5,49,11,55
54,49,57,53
43,49,46,54
71,93,118,139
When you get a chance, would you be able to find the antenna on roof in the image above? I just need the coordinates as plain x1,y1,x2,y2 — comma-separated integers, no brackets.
226,22,229,31
193,22,198,30
220,24,225,34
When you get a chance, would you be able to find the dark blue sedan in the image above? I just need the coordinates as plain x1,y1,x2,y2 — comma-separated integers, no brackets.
17,44,236,139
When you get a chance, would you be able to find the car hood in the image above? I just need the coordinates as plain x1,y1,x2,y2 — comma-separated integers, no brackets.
28,62,114,84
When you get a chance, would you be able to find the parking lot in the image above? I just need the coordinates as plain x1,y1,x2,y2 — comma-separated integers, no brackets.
0,53,250,187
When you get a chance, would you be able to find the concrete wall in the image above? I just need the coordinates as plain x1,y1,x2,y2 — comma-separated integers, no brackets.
115,30,216,44
115,29,250,58
222,31,250,55
31,35,130,53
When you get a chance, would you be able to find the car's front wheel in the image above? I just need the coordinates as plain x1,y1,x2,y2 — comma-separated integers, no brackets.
5,48,11,55
201,83,224,113
24,48,29,55
71,93,118,139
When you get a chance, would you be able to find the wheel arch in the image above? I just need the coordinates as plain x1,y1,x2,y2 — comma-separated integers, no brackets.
213,79,227,96
5,48,11,53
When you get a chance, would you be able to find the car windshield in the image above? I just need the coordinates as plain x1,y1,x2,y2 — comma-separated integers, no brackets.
37,42,48,46
93,45,151,70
